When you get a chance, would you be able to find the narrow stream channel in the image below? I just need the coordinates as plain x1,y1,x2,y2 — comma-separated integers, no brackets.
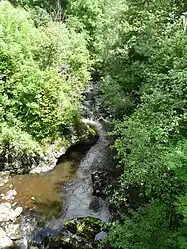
0,82,113,248
47,119,112,231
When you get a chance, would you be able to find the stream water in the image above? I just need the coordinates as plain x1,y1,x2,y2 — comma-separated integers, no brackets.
47,119,111,231
0,145,91,218
47,82,113,228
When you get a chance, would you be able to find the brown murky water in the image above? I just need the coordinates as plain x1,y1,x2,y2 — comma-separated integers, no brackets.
0,144,91,219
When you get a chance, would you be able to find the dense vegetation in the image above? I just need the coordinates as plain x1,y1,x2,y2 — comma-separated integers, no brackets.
0,1,91,169
100,1,187,248
66,0,187,248
1,0,187,248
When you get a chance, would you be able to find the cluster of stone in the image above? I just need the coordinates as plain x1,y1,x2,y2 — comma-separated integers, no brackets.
0,203,23,249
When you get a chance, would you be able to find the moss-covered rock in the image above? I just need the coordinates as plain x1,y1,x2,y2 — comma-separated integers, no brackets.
34,217,106,249
65,217,102,240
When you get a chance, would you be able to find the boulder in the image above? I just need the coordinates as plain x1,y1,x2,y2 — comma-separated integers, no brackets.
89,197,100,213
35,227,60,245
65,217,102,240
0,203,12,222
94,231,107,241
35,217,105,249
0,228,13,249
5,224,21,240
10,207,23,221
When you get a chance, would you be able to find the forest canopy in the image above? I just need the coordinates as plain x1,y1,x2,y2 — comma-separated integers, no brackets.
65,0,187,247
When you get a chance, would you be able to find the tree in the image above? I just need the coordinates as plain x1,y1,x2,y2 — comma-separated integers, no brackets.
105,200,184,249
0,1,91,169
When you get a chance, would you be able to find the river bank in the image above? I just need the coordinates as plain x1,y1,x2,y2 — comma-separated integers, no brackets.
0,82,115,249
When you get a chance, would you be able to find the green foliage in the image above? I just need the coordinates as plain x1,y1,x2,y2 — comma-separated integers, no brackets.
93,0,187,248
166,141,187,223
109,1,187,203
104,200,184,249
99,0,187,117
66,0,104,35
9,0,67,19
66,0,105,68
1,0,187,247
0,124,41,156
66,0,129,71
0,1,91,165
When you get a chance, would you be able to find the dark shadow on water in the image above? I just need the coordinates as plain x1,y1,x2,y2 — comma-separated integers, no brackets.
56,136,98,165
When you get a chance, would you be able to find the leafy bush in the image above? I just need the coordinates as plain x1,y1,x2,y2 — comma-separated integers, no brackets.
0,124,41,156
104,200,185,249
0,1,91,167
0,123,41,172
94,0,187,248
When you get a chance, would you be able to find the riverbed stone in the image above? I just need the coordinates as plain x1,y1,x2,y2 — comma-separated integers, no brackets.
0,227,13,249
0,203,12,222
0,172,10,187
4,189,17,201
10,207,23,221
5,224,21,240
89,197,101,213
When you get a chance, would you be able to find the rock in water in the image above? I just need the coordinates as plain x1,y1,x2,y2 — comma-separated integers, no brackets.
35,227,59,245
5,224,21,240
64,217,102,240
92,171,111,197
36,217,104,248
89,197,101,213
10,207,23,221
0,227,13,249
94,231,107,241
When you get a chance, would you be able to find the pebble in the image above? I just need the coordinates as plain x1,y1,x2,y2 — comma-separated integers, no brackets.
5,189,17,201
